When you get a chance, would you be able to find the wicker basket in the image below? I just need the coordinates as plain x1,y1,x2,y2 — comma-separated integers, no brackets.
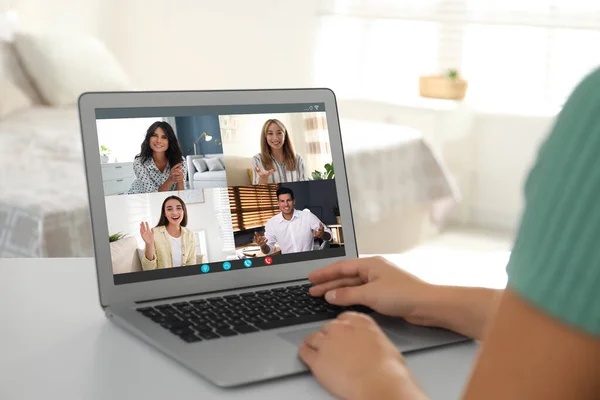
419,75,468,100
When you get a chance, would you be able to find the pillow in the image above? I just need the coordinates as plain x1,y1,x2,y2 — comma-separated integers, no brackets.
217,155,225,169
0,78,32,119
0,40,42,103
192,158,208,173
205,157,224,171
13,33,133,106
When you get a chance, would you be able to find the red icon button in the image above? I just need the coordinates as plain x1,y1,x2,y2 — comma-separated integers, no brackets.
264,256,273,265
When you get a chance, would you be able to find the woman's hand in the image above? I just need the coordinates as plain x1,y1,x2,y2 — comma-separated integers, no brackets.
299,312,426,400
139,221,154,245
255,167,274,184
169,163,184,184
308,256,433,320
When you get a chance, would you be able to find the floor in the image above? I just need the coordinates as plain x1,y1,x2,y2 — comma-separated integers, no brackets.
381,228,513,288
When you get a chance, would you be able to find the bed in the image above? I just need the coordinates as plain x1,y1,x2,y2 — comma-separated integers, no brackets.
0,107,93,257
340,119,459,254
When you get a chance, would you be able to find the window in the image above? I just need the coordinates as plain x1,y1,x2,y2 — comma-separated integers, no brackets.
228,185,280,232
212,188,236,252
315,0,600,114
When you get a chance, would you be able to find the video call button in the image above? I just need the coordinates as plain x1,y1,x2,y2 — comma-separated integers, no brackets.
200,264,210,273
222,261,232,271
264,257,273,265
243,259,253,268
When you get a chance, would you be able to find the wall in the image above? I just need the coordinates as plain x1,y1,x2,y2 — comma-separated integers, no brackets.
175,116,223,157
470,114,553,231
1,0,115,42
105,0,318,90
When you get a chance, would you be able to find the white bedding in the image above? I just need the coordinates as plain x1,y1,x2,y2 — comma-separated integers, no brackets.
0,107,92,256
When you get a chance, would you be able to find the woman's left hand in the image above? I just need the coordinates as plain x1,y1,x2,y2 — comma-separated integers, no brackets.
299,312,427,400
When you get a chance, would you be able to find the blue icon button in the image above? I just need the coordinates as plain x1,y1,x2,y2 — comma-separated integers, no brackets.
200,264,210,273
222,261,232,271
243,259,253,268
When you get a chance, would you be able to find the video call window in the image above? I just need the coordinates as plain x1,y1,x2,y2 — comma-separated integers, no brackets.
95,103,346,285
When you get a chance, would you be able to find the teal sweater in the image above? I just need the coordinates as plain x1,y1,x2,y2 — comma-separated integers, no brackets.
507,68,600,336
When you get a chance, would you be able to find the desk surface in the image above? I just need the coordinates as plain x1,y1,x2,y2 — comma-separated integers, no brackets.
0,254,508,400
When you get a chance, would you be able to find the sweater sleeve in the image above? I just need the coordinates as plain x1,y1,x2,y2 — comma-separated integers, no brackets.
506,67,600,337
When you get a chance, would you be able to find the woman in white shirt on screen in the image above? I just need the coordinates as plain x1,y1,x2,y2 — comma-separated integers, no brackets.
251,119,307,185
139,195,196,270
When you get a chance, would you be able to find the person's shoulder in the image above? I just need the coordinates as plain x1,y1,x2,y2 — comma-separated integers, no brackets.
252,153,262,161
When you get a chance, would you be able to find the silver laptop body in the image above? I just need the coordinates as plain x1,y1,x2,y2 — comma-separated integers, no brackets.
78,89,469,387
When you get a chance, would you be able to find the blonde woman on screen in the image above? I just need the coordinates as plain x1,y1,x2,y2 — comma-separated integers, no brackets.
140,195,196,270
251,119,307,184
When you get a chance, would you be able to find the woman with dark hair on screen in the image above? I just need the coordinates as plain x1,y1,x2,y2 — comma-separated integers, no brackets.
140,195,196,270
251,119,307,185
126,121,188,194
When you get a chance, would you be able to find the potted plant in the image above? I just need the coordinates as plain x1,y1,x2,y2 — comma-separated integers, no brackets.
100,145,111,164
419,68,468,100
311,162,335,180
330,204,341,225
109,232,126,242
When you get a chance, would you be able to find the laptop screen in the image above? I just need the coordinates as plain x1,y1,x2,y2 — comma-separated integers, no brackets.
95,103,346,285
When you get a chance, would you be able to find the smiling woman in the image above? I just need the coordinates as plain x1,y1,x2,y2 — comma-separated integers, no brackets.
126,121,189,194
140,195,197,270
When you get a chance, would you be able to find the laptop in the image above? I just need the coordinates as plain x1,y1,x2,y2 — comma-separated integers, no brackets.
78,89,469,387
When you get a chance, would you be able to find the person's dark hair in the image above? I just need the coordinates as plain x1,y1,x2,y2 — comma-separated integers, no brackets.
137,121,183,168
276,187,295,200
156,196,188,228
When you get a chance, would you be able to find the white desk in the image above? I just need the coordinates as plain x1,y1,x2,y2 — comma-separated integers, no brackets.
0,254,508,400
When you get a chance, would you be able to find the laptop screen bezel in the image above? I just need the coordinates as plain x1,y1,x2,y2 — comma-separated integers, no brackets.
78,89,358,307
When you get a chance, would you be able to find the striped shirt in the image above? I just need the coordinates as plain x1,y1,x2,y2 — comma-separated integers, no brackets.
251,153,307,185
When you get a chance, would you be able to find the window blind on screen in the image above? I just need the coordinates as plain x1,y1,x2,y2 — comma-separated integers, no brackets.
228,186,280,232
315,0,600,113
213,188,236,252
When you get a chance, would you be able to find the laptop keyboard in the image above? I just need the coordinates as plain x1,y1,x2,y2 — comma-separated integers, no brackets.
137,283,372,343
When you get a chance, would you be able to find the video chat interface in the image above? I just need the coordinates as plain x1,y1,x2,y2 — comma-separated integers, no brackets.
96,103,346,285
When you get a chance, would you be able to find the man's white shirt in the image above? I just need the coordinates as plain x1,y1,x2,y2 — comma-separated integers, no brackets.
264,209,332,255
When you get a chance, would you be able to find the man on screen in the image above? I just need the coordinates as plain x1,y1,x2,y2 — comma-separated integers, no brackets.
254,187,332,255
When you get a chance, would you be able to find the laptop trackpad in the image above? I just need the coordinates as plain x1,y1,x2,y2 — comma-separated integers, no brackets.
277,318,412,347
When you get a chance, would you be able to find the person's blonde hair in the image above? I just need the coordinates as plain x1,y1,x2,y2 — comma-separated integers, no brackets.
260,119,297,171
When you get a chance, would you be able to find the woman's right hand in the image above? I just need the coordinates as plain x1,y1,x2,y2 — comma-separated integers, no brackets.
255,167,274,184
169,163,184,183
139,221,154,245
308,256,434,320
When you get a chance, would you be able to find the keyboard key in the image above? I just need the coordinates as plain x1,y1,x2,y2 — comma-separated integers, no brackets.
190,299,208,305
234,325,259,334
171,327,194,336
271,288,287,292
212,322,231,329
240,292,257,297
255,312,337,330
137,307,153,312
223,294,240,299
180,334,203,343
173,302,189,307
216,329,238,337
193,324,213,332
207,297,223,302
197,331,221,340
256,290,271,294
161,321,189,330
